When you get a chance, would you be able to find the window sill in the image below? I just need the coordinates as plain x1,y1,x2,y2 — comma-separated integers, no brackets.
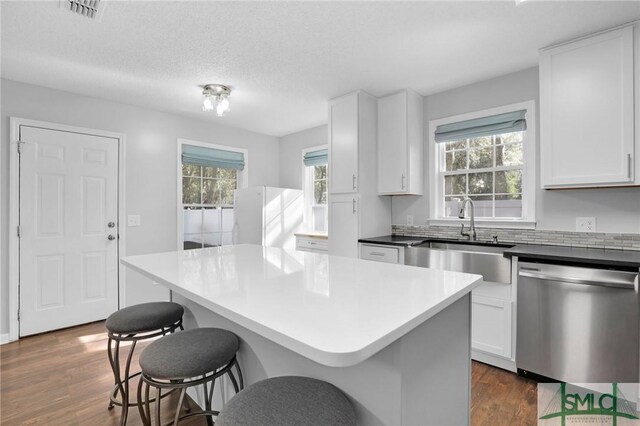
427,218,536,230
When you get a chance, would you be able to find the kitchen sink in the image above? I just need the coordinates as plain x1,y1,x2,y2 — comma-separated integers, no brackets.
429,241,513,254
405,240,514,284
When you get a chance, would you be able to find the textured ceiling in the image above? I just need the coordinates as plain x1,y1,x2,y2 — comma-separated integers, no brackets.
2,1,640,137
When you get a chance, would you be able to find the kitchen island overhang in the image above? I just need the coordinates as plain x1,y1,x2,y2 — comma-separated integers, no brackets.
121,244,482,425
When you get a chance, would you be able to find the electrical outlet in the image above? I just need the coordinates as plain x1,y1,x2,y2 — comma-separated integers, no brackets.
127,215,141,227
576,217,596,233
407,215,414,226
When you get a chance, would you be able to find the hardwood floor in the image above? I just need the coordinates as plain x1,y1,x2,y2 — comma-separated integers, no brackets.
1,321,538,425
470,359,538,426
0,321,205,426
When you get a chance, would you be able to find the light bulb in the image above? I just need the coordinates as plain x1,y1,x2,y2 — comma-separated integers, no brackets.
216,96,230,116
202,95,214,111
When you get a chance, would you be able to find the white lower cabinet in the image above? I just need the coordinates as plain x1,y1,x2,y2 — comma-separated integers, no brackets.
471,281,516,371
359,243,404,264
328,195,360,258
472,294,512,358
296,235,328,253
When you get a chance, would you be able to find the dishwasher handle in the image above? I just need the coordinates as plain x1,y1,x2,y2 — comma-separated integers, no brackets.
518,270,636,289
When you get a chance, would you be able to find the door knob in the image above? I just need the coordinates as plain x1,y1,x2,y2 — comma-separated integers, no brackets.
108,222,115,228
108,235,116,241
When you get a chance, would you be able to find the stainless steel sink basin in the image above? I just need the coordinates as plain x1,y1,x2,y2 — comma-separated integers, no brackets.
405,241,513,284
429,241,511,254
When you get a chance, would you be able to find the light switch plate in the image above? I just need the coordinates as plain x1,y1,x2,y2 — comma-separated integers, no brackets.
576,217,596,233
127,215,141,227
407,215,414,226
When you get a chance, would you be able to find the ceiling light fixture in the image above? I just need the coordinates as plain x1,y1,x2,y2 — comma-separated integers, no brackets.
202,84,231,116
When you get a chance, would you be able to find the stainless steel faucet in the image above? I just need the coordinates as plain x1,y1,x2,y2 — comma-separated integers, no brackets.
458,197,477,241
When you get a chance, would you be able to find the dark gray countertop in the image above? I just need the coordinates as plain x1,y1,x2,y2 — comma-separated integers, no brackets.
504,244,640,269
358,235,430,246
359,235,640,268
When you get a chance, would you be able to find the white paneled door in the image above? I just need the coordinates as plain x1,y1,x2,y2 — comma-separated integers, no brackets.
19,125,119,336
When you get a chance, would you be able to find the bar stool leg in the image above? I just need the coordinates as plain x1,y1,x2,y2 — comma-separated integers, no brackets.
174,388,187,426
109,338,127,413
203,377,214,426
107,337,118,409
226,357,243,393
120,339,137,426
155,386,162,426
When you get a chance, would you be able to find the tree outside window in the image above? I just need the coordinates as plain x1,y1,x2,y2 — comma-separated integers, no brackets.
311,164,328,232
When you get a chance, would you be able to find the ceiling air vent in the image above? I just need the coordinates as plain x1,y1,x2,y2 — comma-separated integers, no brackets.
65,0,104,19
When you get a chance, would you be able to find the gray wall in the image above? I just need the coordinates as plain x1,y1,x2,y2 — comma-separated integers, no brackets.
278,124,328,189
0,79,280,336
392,67,640,234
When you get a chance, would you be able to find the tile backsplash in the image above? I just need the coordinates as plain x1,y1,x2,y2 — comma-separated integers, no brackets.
392,225,640,251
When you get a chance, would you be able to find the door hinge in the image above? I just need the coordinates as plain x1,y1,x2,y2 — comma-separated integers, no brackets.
16,140,25,154
17,309,20,321
17,226,20,238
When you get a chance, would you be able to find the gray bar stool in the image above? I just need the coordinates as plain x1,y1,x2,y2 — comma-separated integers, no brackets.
137,327,243,426
106,301,184,425
216,376,356,426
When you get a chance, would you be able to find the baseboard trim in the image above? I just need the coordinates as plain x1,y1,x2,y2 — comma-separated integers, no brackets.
0,334,10,345
472,350,516,372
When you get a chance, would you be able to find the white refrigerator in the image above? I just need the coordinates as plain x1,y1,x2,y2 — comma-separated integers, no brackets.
232,186,304,249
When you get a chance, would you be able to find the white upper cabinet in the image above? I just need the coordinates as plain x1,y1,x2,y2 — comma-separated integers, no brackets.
377,90,424,195
329,93,359,194
540,25,636,188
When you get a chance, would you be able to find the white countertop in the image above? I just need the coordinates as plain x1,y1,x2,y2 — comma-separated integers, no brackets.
294,232,328,239
121,244,482,367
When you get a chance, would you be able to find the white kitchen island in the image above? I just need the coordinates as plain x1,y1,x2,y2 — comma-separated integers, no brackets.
121,244,482,425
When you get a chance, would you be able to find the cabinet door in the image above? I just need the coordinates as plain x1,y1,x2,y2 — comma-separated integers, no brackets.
328,195,359,258
540,26,634,187
471,295,512,359
378,92,408,194
329,94,359,194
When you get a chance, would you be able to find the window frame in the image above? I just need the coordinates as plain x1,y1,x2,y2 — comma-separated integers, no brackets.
428,100,537,229
176,138,248,250
302,144,328,234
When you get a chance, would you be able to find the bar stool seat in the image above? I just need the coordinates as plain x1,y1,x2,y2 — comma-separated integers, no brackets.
137,327,243,425
106,302,184,425
106,302,184,334
216,376,356,426
139,328,239,379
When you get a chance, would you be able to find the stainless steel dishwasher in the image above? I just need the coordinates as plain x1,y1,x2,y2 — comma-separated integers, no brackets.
517,261,639,383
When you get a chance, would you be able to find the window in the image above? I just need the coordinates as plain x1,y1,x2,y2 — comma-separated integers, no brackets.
302,146,328,233
182,164,237,249
178,140,247,250
442,132,524,218
429,101,536,226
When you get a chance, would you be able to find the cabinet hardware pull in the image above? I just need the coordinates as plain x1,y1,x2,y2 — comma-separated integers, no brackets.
352,174,357,190
627,153,632,179
370,252,385,256
352,198,356,214
401,173,406,190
